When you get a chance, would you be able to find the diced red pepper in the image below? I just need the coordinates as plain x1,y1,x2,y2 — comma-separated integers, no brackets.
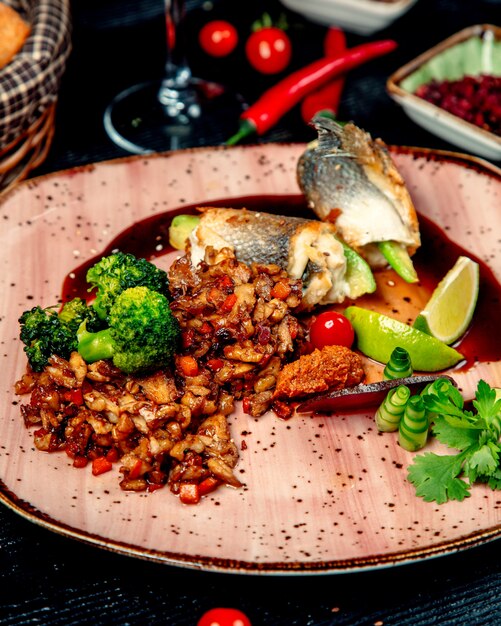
199,321,213,334
179,482,201,504
106,447,120,463
73,456,88,469
185,451,203,467
178,355,199,377
63,388,84,405
207,358,224,371
198,476,220,496
242,397,252,414
221,293,237,312
65,442,77,459
182,329,195,348
128,458,143,480
147,482,164,493
218,274,234,290
271,281,291,300
259,353,272,367
91,456,113,476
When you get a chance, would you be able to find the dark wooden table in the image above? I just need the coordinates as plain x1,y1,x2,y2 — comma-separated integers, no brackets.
1,1,501,624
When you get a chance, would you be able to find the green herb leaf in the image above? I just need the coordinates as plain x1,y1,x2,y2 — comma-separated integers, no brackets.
432,415,480,451
487,467,501,490
464,442,500,482
473,379,501,434
422,394,466,420
408,451,471,504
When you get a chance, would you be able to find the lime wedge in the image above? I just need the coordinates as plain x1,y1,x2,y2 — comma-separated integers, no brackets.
413,256,479,345
344,306,463,372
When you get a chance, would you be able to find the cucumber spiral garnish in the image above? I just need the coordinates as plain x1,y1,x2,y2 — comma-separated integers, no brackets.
383,346,413,380
375,384,411,432
398,395,428,451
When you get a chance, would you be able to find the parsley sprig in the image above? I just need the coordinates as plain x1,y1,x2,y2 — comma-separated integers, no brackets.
408,380,501,504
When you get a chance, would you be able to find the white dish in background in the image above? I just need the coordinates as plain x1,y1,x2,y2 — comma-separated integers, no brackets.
279,0,417,35
387,24,501,161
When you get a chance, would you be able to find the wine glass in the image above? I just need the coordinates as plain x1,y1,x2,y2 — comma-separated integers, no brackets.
103,0,246,154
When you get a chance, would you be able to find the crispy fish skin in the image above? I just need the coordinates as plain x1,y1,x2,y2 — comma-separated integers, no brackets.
190,208,308,268
189,207,351,310
297,117,420,268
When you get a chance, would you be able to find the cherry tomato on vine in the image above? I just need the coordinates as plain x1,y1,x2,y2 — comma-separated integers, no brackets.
197,607,252,626
309,311,355,350
199,20,238,57
245,26,292,74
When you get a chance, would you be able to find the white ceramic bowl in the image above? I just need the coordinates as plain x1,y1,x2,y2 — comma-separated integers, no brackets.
279,0,418,35
387,24,501,161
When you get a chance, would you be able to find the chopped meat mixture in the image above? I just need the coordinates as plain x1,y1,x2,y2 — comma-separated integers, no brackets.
273,344,365,400
15,247,308,502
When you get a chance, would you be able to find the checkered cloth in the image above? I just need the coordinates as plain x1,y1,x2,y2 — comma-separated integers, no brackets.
0,0,72,149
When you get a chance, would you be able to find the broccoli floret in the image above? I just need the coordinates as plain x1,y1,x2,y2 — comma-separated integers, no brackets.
77,286,180,374
86,252,170,320
19,299,100,372
58,297,103,333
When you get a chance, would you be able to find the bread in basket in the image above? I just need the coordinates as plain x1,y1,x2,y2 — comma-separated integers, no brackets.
0,0,72,193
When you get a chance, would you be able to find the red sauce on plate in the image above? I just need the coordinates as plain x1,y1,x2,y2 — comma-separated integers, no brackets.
62,195,501,371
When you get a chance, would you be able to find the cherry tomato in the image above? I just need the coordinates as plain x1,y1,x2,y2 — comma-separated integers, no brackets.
199,20,238,58
245,26,292,74
197,607,252,626
309,311,354,350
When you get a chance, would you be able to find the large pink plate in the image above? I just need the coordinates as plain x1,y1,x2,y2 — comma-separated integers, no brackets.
0,144,500,574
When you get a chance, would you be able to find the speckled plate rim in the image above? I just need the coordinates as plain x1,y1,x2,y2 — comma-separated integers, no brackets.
2,482,501,576
0,142,500,576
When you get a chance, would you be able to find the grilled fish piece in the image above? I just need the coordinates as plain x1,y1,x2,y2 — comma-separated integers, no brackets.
188,207,374,310
297,116,421,270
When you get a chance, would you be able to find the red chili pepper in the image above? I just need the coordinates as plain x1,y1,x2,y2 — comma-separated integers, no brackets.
92,456,113,476
301,27,347,124
226,39,397,145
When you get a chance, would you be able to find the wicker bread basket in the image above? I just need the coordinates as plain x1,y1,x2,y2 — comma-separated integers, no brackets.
0,0,71,194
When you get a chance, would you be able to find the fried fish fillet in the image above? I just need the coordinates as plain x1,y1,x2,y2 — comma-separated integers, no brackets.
297,116,420,268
